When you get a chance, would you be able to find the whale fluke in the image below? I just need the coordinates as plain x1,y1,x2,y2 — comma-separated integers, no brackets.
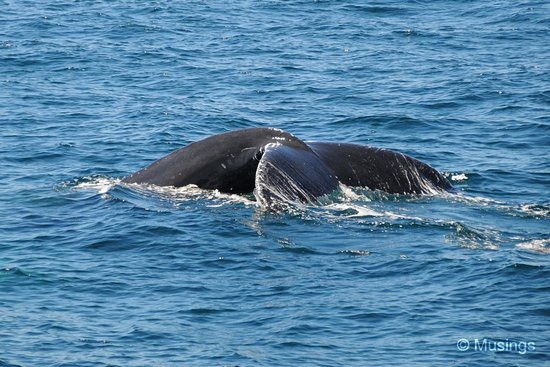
122,128,452,207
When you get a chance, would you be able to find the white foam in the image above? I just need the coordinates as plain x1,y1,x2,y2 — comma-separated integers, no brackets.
451,173,468,181
126,183,257,206
518,204,549,217
451,193,502,205
323,202,420,220
338,183,368,201
74,177,119,194
324,203,384,217
516,239,550,254
340,249,371,256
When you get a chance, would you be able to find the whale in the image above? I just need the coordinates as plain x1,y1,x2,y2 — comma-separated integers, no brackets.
122,127,453,207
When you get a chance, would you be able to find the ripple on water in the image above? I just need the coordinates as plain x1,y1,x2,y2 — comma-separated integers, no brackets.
1,1,549,366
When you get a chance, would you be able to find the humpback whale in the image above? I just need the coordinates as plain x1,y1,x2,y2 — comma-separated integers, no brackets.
122,128,452,207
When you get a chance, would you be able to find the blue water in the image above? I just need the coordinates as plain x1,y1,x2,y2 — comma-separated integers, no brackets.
1,1,549,366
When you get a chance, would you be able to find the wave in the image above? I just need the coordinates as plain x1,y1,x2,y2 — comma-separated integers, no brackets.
70,174,548,218
448,192,549,219
72,176,119,194
68,176,256,209
515,239,550,254
68,175,548,255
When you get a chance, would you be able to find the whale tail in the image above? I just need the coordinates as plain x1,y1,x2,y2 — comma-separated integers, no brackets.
122,128,453,208
254,143,339,208
308,142,452,195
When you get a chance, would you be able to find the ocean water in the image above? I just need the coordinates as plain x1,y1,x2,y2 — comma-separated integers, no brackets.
1,1,549,366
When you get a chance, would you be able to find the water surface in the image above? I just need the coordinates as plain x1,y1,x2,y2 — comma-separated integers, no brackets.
1,1,549,366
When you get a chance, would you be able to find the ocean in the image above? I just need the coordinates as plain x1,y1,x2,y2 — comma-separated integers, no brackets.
1,1,548,366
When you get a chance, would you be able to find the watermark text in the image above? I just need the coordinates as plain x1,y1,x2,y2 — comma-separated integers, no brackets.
456,338,535,354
